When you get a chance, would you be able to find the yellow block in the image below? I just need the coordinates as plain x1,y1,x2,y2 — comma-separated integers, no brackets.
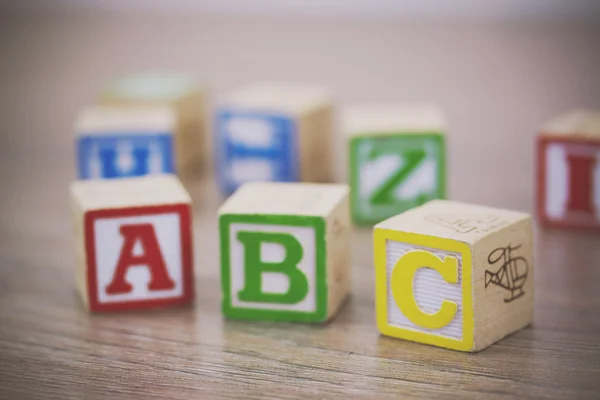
374,229,474,351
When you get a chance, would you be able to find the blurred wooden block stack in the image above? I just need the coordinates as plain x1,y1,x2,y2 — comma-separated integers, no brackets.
537,110,600,231
215,82,334,195
98,72,208,180
344,104,447,225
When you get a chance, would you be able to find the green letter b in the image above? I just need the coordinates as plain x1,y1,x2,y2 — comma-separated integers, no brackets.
237,231,309,304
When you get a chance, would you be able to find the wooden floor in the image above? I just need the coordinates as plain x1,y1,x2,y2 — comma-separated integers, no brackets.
1,165,599,399
1,9,600,400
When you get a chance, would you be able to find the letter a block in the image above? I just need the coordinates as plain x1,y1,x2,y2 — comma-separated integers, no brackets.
537,110,600,231
218,182,350,323
344,105,447,225
71,175,194,312
374,200,534,352
216,82,333,195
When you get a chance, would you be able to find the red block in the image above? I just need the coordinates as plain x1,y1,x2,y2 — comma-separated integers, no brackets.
71,176,195,312
537,111,600,231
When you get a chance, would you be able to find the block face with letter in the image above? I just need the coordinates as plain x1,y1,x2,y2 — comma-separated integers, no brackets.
71,175,194,312
216,82,334,195
374,200,534,352
76,106,176,180
537,110,600,231
218,182,350,323
344,105,447,225
216,110,298,195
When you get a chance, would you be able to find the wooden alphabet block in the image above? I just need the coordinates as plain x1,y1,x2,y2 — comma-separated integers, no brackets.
537,110,600,231
344,105,447,225
374,200,533,352
218,182,350,323
71,175,194,312
215,82,333,195
99,72,208,179
76,106,177,179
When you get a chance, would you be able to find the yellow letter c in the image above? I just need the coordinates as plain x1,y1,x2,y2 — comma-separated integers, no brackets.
391,250,459,330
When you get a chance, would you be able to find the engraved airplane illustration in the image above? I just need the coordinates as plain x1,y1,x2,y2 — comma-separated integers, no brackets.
485,244,529,303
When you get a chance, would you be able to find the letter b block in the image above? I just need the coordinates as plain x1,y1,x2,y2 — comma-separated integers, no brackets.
374,200,534,352
219,182,350,323
71,175,194,312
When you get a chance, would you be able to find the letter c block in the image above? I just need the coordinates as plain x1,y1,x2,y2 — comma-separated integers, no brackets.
375,229,474,351
374,200,535,352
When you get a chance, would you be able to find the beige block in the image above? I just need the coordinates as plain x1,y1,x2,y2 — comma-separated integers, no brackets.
374,199,534,352
324,190,351,319
343,103,446,137
298,102,333,183
98,72,208,180
541,109,600,139
217,82,334,188
218,182,350,323
71,175,194,312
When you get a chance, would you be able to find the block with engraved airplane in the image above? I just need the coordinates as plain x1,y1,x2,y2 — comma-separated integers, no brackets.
537,110,600,231
344,104,447,225
374,200,534,352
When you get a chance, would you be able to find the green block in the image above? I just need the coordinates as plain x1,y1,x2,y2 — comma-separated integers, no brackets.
349,132,447,225
219,182,350,323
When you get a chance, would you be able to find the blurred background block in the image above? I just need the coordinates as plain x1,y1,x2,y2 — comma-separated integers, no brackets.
216,82,333,195
98,72,208,180
75,105,176,179
344,104,446,224
537,110,600,230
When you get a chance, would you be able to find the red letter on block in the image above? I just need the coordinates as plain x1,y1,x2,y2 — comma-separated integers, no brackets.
566,154,595,214
105,223,176,294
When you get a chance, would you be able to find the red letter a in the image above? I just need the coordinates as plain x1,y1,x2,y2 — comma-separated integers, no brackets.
566,153,596,213
106,223,176,294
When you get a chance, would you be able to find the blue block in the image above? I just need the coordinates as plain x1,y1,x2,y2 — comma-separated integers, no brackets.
77,133,175,180
215,109,298,195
